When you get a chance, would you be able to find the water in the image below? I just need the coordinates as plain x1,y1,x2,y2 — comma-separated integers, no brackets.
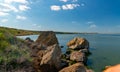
17,34,120,72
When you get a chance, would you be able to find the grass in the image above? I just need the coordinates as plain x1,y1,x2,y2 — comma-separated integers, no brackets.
0,28,33,71
0,27,40,36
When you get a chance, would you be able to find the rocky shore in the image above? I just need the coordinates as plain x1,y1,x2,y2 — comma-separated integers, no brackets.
1,28,119,72
25,31,94,72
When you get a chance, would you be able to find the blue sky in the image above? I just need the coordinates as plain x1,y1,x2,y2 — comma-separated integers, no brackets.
0,0,120,33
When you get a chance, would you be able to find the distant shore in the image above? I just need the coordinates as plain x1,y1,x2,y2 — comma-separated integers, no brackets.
0,26,98,36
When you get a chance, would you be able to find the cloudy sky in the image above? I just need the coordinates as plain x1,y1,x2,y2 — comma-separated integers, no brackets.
0,0,120,33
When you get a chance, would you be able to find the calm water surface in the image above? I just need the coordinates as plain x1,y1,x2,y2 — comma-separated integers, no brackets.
18,34,120,72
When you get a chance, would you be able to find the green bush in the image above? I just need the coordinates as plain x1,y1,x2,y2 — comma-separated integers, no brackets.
0,32,10,52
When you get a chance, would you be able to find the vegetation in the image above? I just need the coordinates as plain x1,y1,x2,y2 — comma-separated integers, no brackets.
0,27,40,36
0,28,32,71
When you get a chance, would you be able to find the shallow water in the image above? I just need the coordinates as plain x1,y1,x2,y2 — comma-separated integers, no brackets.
17,34,120,72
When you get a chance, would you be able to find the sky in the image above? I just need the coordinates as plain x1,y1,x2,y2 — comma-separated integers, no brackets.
0,0,120,33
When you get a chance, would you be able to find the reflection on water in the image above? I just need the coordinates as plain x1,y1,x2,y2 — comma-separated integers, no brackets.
17,34,120,72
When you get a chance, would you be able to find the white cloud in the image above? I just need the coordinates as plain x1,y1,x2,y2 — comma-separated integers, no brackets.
0,3,18,12
62,4,80,10
72,0,78,2
90,24,97,28
16,15,27,20
50,5,61,11
65,4,74,9
4,0,28,4
62,5,68,10
87,21,97,28
50,4,80,11
0,8,11,12
60,0,68,2
19,5,30,11
0,0,30,17
0,11,9,16
1,19,8,23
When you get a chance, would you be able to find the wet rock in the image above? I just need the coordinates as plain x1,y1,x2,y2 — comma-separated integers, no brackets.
79,49,89,53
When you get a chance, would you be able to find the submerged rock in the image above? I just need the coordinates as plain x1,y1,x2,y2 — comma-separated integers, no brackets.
67,37,89,50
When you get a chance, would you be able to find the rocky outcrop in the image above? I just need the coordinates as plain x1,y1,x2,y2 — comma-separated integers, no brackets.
24,32,92,72
67,37,89,50
60,37,92,72
35,31,58,46
64,37,90,64
30,31,61,72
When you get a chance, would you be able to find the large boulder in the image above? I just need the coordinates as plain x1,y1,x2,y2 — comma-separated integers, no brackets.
70,51,86,63
67,37,89,50
59,63,86,72
40,44,61,71
33,44,61,72
35,31,58,46
31,31,61,72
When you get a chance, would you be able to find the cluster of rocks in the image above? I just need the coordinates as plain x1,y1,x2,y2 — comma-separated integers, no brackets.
25,31,61,72
25,31,93,72
60,37,93,72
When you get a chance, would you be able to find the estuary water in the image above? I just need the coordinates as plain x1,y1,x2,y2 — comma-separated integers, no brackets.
18,34,120,72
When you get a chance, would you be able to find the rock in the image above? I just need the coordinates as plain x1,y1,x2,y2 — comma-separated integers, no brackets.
70,51,86,63
33,44,61,72
59,63,86,72
25,37,34,46
79,49,89,53
35,31,58,46
86,69,94,72
25,37,34,42
17,57,27,64
67,37,89,50
60,46,64,48
61,59,68,68
31,31,62,72
40,44,61,70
